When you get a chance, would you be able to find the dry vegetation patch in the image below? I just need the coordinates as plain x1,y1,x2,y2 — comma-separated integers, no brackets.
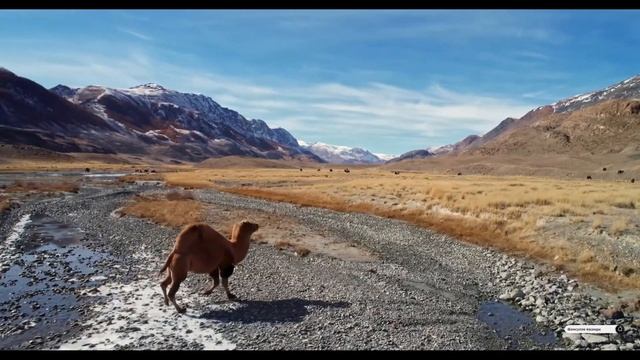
3,180,79,194
120,190,202,228
162,167,640,290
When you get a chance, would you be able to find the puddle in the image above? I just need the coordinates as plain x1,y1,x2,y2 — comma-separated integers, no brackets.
0,214,112,349
20,214,84,251
477,300,557,349
133,180,165,186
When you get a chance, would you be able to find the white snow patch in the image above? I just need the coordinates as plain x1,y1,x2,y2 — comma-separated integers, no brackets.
373,153,397,161
58,278,236,350
171,126,192,135
5,214,31,248
59,250,236,350
0,214,31,266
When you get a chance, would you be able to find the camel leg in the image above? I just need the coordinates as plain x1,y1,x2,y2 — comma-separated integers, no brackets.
202,268,220,296
160,271,172,306
220,265,237,300
168,254,188,314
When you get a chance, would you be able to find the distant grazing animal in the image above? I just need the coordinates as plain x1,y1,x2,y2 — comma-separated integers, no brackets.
457,172,462,176
144,169,149,173
159,220,260,313
329,169,333,172
299,168,303,172
151,169,156,173
603,167,607,171
393,171,400,175
85,168,91,173
632,178,636,184
344,168,350,173
587,176,592,180
317,168,321,172
618,170,624,174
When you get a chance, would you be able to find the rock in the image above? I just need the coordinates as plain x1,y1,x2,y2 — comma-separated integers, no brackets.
562,333,582,343
535,315,547,323
601,344,618,351
582,334,609,344
620,343,635,351
535,297,546,307
600,308,624,320
498,288,525,301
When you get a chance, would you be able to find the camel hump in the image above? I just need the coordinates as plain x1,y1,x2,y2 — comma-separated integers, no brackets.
180,223,205,237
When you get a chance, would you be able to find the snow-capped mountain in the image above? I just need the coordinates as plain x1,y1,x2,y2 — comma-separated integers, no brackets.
551,75,640,113
298,141,384,164
0,68,321,162
52,82,301,149
428,144,454,155
373,152,397,161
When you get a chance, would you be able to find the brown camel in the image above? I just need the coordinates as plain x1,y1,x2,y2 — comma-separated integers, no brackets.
159,220,259,313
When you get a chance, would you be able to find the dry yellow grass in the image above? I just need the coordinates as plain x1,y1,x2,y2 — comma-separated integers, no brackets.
592,216,605,230
0,158,189,173
120,192,202,228
611,217,630,236
163,167,640,290
4,180,80,194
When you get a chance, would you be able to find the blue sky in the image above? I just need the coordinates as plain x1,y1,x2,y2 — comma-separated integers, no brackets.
1,10,640,156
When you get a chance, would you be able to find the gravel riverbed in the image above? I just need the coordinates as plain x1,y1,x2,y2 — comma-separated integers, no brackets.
0,183,638,350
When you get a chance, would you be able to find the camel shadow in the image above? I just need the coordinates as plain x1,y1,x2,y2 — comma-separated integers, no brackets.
200,298,350,324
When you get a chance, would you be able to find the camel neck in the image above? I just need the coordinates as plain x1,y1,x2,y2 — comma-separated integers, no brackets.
230,231,251,264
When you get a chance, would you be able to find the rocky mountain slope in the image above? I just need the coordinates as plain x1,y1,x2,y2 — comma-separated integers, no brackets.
413,74,640,160
0,68,321,163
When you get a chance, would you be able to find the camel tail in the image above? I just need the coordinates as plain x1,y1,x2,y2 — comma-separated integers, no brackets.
159,251,174,274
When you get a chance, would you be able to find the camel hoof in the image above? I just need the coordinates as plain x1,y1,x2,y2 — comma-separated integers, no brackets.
177,306,187,314
164,298,169,306
202,289,213,296
227,293,238,301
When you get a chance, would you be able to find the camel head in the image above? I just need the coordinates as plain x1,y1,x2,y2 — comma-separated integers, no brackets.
233,220,259,239
230,220,259,264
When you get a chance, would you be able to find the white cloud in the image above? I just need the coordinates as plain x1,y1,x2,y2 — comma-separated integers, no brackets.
117,27,153,41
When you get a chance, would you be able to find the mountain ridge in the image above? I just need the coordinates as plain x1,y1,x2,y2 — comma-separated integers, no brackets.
0,68,322,163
